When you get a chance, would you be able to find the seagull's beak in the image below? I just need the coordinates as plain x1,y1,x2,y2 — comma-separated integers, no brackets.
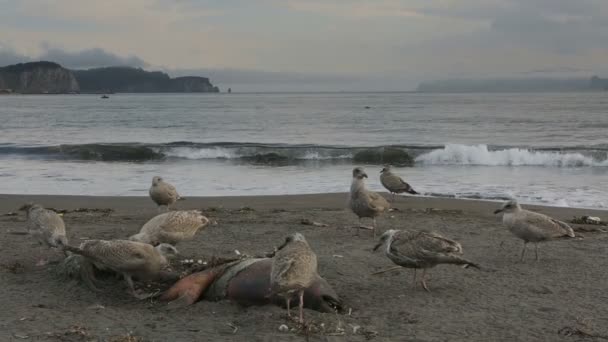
373,242,382,252
493,209,503,214
380,169,385,173
276,241,288,251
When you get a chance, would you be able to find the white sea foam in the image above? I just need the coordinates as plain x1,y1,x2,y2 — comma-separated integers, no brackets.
165,147,237,159
416,144,608,167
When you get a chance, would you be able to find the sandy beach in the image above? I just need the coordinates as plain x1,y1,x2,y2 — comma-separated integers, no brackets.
1,193,607,341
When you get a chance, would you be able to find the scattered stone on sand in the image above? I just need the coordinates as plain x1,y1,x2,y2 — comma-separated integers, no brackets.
571,215,606,226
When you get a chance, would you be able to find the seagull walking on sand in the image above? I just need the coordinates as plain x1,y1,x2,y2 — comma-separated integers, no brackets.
373,229,479,292
270,233,318,323
380,165,419,202
149,176,183,212
348,167,390,238
494,199,575,261
20,203,68,266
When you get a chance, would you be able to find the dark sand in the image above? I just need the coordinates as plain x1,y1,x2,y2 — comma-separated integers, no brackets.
1,193,607,341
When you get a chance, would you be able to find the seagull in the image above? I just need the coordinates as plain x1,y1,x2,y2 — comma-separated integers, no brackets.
63,239,178,298
129,210,209,246
270,233,318,323
380,165,418,202
348,167,390,238
20,203,68,266
373,229,479,291
149,176,182,212
494,199,575,261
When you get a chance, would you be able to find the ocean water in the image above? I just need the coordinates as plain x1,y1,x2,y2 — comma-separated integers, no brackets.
0,92,607,209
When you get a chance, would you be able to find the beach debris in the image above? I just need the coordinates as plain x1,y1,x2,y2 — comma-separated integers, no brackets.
371,265,402,276
425,208,463,215
373,229,479,292
149,176,182,212
332,254,343,258
349,167,390,238
227,323,238,334
234,249,241,256
45,207,114,215
571,215,606,226
13,333,29,339
380,165,419,202
129,210,210,246
87,304,106,310
271,233,318,323
494,200,576,262
2,211,17,216
20,203,68,266
278,324,289,332
300,218,328,227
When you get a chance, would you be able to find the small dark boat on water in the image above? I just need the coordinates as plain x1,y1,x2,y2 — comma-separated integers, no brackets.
101,95,109,99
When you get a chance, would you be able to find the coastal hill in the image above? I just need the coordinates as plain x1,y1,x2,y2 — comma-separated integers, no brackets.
73,67,219,93
0,61,79,94
0,61,219,94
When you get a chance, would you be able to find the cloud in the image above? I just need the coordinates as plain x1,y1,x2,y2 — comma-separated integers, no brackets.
38,46,148,69
0,44,30,66
0,43,148,69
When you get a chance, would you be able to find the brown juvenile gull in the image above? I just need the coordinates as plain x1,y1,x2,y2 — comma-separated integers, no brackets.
348,167,390,238
129,210,210,246
380,165,419,202
270,233,318,323
149,176,182,212
63,239,178,299
20,203,68,266
373,229,479,292
494,199,575,261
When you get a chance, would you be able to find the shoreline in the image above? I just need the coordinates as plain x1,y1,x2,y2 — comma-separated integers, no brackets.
2,192,608,340
1,193,605,219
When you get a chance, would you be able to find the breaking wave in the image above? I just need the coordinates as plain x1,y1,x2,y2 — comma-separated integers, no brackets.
415,144,608,167
1,142,607,166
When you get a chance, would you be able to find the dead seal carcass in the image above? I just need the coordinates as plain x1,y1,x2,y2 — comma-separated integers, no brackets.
161,258,342,313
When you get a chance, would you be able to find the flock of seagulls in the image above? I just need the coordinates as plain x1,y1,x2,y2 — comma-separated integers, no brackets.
17,166,578,322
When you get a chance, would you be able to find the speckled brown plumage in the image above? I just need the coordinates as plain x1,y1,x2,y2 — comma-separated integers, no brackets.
130,210,209,246
270,233,318,323
494,200,575,261
149,176,181,212
380,165,418,201
20,203,68,265
63,239,178,298
374,229,478,291
348,167,390,238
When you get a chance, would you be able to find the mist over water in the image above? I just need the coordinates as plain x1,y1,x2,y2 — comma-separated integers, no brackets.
1,92,607,209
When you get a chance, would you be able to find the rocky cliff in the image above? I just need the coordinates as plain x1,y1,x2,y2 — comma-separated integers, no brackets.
0,61,79,94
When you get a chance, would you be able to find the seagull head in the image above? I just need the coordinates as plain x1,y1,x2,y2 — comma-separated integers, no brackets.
373,229,398,252
494,199,521,214
152,176,163,185
352,167,368,179
380,165,392,174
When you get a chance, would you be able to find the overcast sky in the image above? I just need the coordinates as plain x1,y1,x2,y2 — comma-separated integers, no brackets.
1,0,608,91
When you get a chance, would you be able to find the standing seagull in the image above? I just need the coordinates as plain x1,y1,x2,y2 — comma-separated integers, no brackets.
380,165,419,202
63,240,178,298
20,203,68,266
494,200,575,261
129,210,210,246
270,233,318,323
149,176,182,212
348,167,390,238
373,229,478,292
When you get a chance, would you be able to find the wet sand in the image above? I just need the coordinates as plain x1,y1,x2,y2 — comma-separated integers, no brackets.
1,193,607,341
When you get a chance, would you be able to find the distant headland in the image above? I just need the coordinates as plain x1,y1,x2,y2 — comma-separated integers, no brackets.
0,61,219,94
416,77,608,93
